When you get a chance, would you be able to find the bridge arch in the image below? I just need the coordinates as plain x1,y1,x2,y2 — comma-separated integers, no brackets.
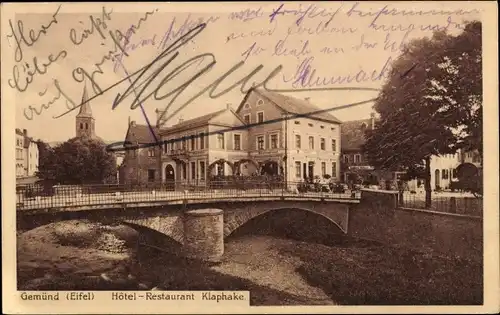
224,207,347,239
120,215,184,245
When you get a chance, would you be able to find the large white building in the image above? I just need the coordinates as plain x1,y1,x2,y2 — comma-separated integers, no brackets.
154,88,342,187
15,128,39,178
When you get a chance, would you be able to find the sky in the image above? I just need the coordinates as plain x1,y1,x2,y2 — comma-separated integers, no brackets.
6,1,481,143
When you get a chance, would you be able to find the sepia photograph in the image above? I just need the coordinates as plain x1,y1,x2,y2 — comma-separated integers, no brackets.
2,1,498,313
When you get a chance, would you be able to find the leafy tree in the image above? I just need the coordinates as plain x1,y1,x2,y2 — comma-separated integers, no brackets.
36,137,117,185
364,21,482,208
35,140,57,184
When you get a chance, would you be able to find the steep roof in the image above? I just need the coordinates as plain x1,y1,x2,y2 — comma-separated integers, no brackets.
77,84,93,118
125,124,160,144
341,118,375,151
252,88,342,124
160,109,227,134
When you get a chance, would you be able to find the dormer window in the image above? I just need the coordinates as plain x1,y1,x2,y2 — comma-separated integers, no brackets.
257,99,264,106
244,103,250,109
308,123,313,127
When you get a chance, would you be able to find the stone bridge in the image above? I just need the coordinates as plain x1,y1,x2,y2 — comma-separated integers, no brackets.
118,200,353,244
17,191,482,262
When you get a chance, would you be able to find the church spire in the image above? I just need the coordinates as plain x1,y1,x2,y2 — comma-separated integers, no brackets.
77,83,93,118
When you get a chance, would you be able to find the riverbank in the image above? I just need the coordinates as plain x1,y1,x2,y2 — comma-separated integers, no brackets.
17,219,482,305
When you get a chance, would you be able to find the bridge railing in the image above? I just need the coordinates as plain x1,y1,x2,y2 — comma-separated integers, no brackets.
16,180,360,210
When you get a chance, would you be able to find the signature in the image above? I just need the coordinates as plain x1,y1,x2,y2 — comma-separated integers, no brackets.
106,97,378,153
6,4,62,62
44,22,381,153
22,8,156,121
6,5,66,93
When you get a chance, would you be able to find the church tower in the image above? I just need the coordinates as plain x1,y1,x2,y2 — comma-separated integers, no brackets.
75,84,96,139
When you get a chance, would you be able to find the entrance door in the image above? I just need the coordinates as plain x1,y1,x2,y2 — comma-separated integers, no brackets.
165,165,175,191
308,162,314,179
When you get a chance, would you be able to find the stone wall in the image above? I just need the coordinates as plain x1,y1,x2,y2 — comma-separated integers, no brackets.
348,189,483,261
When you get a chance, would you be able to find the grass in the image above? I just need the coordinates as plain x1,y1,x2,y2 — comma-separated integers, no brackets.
281,238,483,305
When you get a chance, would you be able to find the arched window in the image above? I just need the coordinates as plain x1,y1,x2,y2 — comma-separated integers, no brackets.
80,123,83,129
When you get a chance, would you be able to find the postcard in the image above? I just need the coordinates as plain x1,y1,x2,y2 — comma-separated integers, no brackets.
2,1,499,314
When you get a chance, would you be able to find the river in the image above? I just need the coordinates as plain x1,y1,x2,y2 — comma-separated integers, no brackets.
17,218,482,305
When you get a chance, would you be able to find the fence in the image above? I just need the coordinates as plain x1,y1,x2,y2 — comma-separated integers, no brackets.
400,193,483,217
16,180,360,211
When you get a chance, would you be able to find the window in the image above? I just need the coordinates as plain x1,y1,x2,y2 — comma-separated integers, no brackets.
294,121,300,125
442,169,449,179
182,163,187,180
331,162,337,177
320,125,324,129
331,139,337,152
295,161,301,178
234,134,241,150
343,155,349,163
190,135,196,150
270,134,278,149
191,162,196,180
331,127,336,131
244,114,250,124
308,136,314,150
244,103,250,109
257,136,265,150
321,162,326,176
80,123,83,129
354,154,361,163
164,142,168,154
295,135,301,149
148,149,155,157
320,138,325,150
257,99,264,106
148,169,156,182
257,111,264,123
199,133,205,149
199,161,206,180
452,168,458,178
182,137,187,150
85,123,88,130
217,133,225,149
308,123,313,127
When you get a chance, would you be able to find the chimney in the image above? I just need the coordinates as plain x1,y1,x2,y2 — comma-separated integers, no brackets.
23,129,27,136
370,112,375,129
226,103,232,110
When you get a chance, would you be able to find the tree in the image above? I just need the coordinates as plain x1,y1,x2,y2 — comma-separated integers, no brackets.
36,137,117,185
363,21,482,208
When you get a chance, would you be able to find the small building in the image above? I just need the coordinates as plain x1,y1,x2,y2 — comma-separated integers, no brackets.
118,121,161,185
15,128,39,178
340,114,404,189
